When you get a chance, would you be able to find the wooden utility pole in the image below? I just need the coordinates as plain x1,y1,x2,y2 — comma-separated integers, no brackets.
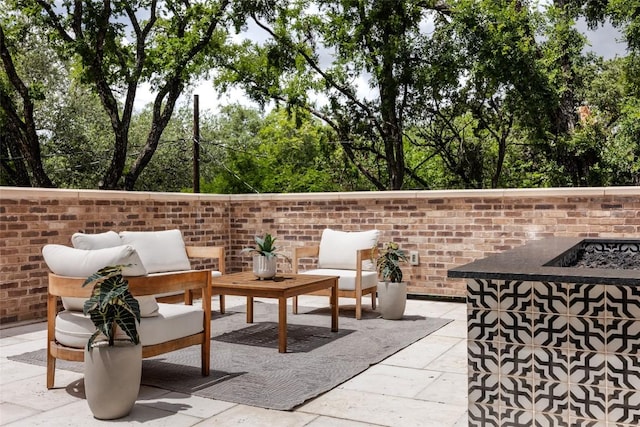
193,95,200,193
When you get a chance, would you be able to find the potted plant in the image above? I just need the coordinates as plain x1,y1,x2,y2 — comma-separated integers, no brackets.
241,233,289,279
376,242,409,320
82,265,142,419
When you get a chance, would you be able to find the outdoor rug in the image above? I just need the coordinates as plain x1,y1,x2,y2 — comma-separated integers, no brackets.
10,302,452,410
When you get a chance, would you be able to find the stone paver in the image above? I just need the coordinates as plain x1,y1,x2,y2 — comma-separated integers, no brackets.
0,296,468,427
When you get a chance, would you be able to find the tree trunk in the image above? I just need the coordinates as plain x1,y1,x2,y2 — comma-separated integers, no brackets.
0,26,54,188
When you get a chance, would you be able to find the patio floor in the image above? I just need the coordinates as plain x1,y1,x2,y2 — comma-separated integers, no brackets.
0,296,468,427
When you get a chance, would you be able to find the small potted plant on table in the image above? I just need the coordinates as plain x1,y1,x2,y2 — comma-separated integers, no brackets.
376,242,409,320
82,265,142,419
241,233,289,279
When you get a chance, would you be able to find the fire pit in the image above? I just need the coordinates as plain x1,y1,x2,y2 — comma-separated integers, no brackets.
448,237,640,425
548,239,640,270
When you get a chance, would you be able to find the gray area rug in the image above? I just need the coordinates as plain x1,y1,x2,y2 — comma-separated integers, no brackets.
10,302,451,410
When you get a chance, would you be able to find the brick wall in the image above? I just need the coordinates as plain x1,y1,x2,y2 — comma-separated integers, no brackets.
1,186,638,326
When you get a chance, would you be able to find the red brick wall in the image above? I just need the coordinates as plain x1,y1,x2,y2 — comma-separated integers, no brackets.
1,187,639,325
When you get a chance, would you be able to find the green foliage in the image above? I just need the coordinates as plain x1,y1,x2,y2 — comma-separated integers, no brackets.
2,1,638,191
376,242,408,283
198,105,362,194
41,83,113,189
82,266,141,350
129,104,195,192
241,233,288,261
4,0,247,190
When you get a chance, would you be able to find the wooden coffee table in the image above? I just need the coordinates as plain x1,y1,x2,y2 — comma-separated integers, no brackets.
211,272,339,352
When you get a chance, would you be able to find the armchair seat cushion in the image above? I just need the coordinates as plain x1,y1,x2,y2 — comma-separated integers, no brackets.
55,303,204,348
300,269,378,291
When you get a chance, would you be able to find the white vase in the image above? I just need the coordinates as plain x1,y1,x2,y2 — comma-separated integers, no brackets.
253,255,277,279
84,341,142,420
377,281,407,320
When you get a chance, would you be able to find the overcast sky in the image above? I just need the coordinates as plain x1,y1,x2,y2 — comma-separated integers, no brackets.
134,16,629,113
578,18,627,59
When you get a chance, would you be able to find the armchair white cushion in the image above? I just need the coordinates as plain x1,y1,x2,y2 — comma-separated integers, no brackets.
300,268,378,291
120,230,191,273
71,231,121,250
42,244,148,277
67,229,226,310
55,303,203,348
318,228,379,271
45,268,212,389
294,228,380,319
41,244,158,317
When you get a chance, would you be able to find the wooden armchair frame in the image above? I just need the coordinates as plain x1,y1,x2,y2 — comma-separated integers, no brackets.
46,269,212,389
292,245,377,319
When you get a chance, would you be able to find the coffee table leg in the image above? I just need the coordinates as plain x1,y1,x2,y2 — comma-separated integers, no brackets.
331,279,338,332
247,296,254,323
278,297,287,353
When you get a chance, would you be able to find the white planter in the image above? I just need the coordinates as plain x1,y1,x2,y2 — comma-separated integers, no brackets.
84,341,142,420
253,255,277,279
377,281,407,320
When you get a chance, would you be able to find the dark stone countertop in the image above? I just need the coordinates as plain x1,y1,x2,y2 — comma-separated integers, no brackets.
447,237,640,285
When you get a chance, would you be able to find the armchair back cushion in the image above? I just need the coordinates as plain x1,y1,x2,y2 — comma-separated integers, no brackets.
42,244,148,277
42,244,158,317
120,230,191,273
71,231,121,249
317,228,380,270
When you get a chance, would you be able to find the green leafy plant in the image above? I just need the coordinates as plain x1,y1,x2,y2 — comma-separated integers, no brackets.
82,265,141,350
376,242,409,283
241,233,289,261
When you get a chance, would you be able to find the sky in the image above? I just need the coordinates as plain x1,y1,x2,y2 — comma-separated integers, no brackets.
133,15,628,114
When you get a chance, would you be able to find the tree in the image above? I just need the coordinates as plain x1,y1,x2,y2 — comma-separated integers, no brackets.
8,0,238,190
41,82,113,189
218,0,454,190
536,0,639,186
199,104,355,194
130,104,195,192
0,19,55,187
406,0,558,188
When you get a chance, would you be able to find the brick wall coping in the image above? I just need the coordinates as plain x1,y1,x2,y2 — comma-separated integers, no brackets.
1,185,638,201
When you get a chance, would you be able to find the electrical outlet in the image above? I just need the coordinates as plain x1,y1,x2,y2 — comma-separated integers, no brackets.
409,251,419,265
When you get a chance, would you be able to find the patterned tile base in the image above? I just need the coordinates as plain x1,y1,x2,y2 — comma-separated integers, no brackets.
467,279,640,425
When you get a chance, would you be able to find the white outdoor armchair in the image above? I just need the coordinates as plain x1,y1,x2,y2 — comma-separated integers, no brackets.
292,228,380,319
